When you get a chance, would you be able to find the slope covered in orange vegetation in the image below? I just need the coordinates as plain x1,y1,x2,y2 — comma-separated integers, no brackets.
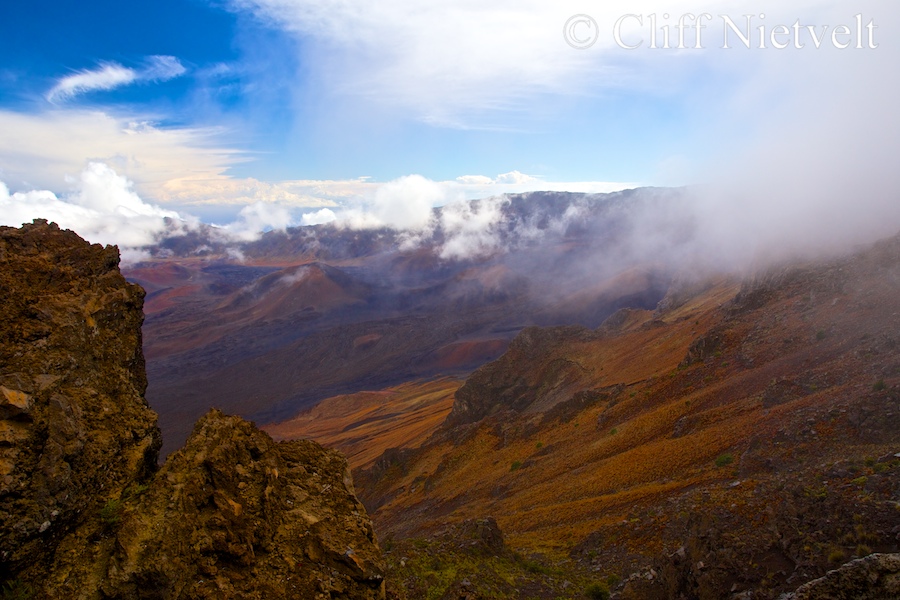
337,234,900,598
263,378,459,469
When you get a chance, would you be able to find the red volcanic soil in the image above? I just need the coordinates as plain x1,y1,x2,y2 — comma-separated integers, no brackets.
214,263,365,321
344,234,900,600
143,284,204,313
352,334,383,350
128,261,210,315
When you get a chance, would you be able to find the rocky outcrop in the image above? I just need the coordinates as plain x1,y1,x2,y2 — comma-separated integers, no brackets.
782,553,900,599
103,409,385,599
445,326,597,428
0,220,160,585
0,221,384,599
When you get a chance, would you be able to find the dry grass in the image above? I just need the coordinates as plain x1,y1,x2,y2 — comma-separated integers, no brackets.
263,378,459,468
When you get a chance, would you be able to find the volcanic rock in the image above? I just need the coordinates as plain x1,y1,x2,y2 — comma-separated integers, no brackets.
0,220,160,584
782,553,900,599
0,221,384,599
103,409,385,599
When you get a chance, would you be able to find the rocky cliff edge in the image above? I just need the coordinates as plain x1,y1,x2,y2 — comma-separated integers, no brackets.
0,221,384,599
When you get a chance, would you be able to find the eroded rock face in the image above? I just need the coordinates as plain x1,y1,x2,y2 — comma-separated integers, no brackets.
0,221,384,599
104,409,385,599
0,220,160,582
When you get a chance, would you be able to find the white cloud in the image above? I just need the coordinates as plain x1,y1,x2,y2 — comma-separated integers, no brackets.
494,170,538,185
46,56,186,104
47,63,136,103
0,162,190,248
369,175,445,230
438,196,509,260
0,109,241,199
226,0,864,129
217,201,296,241
456,175,494,185
333,174,448,230
456,171,539,186
300,208,337,225
160,176,343,208
0,106,631,225
141,55,187,81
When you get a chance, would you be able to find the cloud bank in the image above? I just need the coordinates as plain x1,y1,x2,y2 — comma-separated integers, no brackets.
0,109,241,198
0,162,187,250
0,162,314,254
226,0,880,130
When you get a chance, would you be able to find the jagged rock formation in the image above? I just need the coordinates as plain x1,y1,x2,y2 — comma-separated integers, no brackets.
782,553,900,599
0,221,384,599
103,409,385,599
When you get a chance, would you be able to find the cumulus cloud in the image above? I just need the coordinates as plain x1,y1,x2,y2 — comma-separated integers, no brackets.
300,208,337,226
495,171,538,185
216,201,296,242
334,174,448,231
369,175,445,230
0,163,312,251
0,162,190,249
47,56,186,103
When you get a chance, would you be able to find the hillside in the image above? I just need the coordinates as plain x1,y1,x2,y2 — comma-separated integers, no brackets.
265,378,460,469
276,231,900,598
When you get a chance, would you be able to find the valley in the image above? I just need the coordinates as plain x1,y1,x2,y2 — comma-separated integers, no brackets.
126,189,900,597
128,190,678,454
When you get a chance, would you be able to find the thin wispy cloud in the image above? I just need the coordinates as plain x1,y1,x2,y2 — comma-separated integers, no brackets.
141,55,188,81
46,56,187,103
46,63,136,103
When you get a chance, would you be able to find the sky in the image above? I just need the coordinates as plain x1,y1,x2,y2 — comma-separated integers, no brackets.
1,0,899,252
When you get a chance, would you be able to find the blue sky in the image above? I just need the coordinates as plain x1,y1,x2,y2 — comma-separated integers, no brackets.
1,0,898,247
